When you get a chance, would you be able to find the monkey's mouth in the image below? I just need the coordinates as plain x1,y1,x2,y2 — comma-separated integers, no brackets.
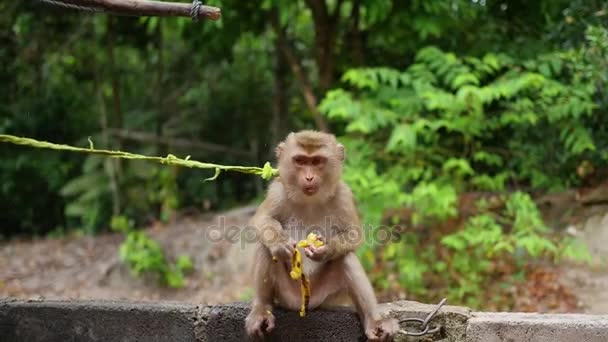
302,186,318,196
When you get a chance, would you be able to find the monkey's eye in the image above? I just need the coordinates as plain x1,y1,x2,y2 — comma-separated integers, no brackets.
293,156,308,166
311,157,325,166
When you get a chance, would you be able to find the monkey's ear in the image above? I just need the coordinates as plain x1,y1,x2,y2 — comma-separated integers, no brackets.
276,142,285,159
336,143,345,161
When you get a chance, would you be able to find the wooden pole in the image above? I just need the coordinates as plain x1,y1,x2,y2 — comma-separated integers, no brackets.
40,0,221,20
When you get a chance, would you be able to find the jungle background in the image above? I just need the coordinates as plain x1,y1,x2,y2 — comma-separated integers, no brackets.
1,0,608,313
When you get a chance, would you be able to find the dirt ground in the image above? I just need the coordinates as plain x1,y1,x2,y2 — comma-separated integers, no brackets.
0,205,258,304
1,204,607,314
561,213,608,314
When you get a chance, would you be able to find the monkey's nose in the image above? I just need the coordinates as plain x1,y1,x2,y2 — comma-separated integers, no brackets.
305,176,314,182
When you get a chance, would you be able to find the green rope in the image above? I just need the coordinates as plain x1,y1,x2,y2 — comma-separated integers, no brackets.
0,134,278,181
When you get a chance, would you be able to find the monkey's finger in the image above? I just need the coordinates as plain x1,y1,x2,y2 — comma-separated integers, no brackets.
250,321,264,340
377,325,393,342
257,322,268,340
365,328,379,341
286,243,296,254
314,245,328,255
304,248,313,258
377,328,390,342
319,245,328,252
264,317,275,332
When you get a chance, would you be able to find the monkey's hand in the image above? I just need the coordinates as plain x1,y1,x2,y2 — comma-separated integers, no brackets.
364,317,398,342
304,242,329,262
269,240,296,261
245,308,276,340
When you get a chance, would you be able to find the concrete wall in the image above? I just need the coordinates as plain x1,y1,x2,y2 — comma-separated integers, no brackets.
1,298,607,341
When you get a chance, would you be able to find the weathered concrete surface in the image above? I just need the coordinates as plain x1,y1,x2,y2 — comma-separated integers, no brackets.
382,301,471,341
197,302,365,341
0,298,199,342
3,298,608,342
0,299,469,342
467,312,608,342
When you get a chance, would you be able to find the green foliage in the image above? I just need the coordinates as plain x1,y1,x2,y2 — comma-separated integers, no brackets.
111,215,194,288
0,6,280,236
239,287,255,302
3,0,604,241
1,0,606,310
60,156,111,233
437,191,590,306
439,193,552,306
321,29,605,307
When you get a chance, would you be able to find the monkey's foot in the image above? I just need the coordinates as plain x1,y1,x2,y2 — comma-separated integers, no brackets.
365,317,398,342
245,309,276,340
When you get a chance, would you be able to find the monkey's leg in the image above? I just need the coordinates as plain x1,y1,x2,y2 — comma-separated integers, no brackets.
245,244,277,339
341,253,398,342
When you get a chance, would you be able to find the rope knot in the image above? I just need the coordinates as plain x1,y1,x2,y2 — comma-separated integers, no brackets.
190,0,202,22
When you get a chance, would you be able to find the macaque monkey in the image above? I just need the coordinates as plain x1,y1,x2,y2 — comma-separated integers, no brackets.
245,130,398,341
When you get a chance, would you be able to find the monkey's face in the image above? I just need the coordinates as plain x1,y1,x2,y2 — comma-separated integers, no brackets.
276,131,345,201
291,153,326,196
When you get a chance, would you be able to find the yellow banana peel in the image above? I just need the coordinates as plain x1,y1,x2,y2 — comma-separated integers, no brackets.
290,233,324,317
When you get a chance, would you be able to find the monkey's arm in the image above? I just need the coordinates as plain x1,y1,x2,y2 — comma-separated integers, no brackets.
250,181,293,257
322,183,363,260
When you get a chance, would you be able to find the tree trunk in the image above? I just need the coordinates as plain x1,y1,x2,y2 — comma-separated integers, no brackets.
349,0,364,66
106,18,124,132
304,0,342,93
156,21,165,155
271,34,290,147
0,4,18,103
105,17,122,216
271,10,329,132
314,21,335,93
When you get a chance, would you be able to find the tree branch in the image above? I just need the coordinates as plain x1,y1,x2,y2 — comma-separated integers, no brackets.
304,0,329,23
39,0,221,20
106,129,255,158
332,0,345,21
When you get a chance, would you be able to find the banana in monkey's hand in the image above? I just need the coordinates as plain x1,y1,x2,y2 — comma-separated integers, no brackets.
290,233,324,317
298,232,324,248
290,233,324,280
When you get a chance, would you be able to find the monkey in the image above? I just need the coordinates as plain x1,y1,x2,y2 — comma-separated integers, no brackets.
245,130,398,341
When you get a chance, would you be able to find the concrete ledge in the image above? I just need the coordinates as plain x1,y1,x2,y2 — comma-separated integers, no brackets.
2,298,608,341
383,300,471,341
0,299,198,342
200,302,362,341
467,312,608,342
0,299,469,342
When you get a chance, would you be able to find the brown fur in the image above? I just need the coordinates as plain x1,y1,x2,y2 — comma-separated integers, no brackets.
245,131,398,341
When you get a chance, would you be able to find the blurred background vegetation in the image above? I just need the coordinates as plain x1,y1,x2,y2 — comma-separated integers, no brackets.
1,0,607,309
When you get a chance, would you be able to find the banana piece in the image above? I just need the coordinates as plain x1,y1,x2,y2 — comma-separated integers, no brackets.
290,233,324,317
